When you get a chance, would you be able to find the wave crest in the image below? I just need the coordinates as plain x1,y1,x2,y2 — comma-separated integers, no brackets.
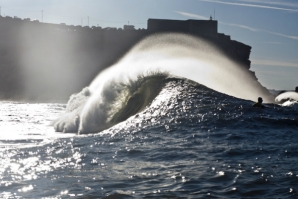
54,33,275,134
54,72,167,134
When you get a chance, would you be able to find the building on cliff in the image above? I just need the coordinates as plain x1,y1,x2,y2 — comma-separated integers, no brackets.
148,18,218,38
147,19,251,68
0,16,255,101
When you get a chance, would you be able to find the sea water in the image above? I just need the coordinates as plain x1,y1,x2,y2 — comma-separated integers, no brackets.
1,79,297,198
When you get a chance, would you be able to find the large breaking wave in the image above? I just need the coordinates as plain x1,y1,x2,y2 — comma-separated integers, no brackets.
54,33,275,134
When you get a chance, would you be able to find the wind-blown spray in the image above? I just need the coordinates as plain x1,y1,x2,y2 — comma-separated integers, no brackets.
54,33,274,134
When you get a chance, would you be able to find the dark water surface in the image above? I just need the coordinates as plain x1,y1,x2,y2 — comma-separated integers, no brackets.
1,80,297,198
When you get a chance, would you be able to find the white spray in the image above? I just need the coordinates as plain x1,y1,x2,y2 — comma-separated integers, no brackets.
56,33,275,133
275,91,298,104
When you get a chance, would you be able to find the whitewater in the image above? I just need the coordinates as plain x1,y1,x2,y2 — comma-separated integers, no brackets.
0,33,297,198
53,33,274,134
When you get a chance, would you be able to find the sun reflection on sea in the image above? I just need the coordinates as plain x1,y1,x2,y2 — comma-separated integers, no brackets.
0,102,75,149
18,185,33,192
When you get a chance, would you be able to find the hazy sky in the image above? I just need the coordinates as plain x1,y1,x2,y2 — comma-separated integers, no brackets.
1,0,297,90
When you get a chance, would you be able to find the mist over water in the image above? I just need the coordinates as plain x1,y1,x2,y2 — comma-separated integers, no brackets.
1,21,109,102
91,33,273,102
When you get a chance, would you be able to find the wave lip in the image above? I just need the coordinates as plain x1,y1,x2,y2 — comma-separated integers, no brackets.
54,73,168,134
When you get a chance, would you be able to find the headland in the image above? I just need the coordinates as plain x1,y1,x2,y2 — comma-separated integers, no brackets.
0,16,260,102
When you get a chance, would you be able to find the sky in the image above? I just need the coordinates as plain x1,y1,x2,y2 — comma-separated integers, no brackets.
1,0,297,90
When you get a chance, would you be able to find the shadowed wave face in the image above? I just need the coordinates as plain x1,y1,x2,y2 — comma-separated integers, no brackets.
54,33,274,134
54,73,167,134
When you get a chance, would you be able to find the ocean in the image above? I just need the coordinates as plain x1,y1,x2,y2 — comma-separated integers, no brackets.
1,33,298,198
1,78,298,198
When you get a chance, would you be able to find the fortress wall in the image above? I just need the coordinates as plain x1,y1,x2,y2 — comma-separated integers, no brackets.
147,19,218,38
148,19,188,33
188,20,217,38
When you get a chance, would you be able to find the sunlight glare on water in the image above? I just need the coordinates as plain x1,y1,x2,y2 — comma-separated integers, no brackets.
0,79,297,198
0,102,74,149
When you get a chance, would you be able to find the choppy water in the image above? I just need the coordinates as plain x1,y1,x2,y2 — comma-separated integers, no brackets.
1,79,298,198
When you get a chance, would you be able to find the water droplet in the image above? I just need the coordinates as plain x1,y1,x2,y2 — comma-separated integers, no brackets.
218,171,224,176
290,188,293,193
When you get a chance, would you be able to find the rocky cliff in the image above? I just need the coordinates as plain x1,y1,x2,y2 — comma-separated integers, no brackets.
0,17,255,102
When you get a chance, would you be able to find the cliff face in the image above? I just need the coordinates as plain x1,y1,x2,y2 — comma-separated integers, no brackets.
0,17,253,102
